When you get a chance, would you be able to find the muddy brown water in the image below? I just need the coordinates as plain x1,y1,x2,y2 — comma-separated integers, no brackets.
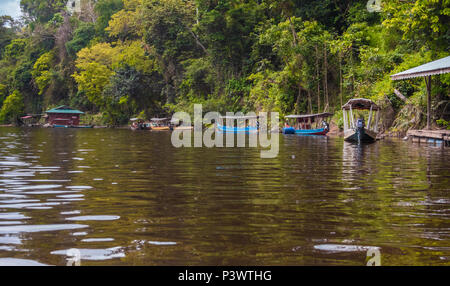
0,127,448,265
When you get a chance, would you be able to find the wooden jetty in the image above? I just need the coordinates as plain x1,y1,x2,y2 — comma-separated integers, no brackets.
407,129,450,147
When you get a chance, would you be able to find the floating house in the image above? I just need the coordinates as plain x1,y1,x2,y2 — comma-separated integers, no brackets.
45,106,84,126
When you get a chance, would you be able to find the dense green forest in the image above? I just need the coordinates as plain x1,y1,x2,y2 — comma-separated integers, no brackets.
0,0,448,130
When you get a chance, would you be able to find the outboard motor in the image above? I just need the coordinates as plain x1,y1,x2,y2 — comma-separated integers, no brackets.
322,121,330,132
356,118,365,143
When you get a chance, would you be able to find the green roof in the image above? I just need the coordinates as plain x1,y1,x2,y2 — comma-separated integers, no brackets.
46,106,84,114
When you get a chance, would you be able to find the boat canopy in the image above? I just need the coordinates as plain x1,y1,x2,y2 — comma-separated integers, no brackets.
130,118,145,122
220,115,259,120
285,112,333,119
151,118,169,121
342,98,379,111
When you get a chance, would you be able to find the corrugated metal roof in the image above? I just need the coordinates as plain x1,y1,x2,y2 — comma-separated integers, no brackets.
285,112,333,119
46,106,84,114
391,56,450,80
220,115,259,119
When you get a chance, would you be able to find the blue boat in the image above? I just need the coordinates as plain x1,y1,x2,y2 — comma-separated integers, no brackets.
216,115,260,133
53,125,93,128
217,124,258,133
282,113,332,136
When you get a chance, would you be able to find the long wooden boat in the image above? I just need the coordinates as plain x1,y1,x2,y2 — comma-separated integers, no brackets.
174,126,194,131
150,118,172,131
216,115,259,134
342,98,380,143
282,113,332,136
151,126,171,131
130,118,151,130
217,124,258,133
53,125,93,128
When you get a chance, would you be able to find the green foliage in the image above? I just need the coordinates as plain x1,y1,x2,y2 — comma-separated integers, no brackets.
0,83,7,107
0,0,446,130
436,119,450,130
13,60,34,91
32,51,54,95
20,0,66,23
106,0,141,40
382,0,450,50
95,0,125,38
3,39,27,60
66,22,96,58
0,16,16,58
0,90,24,124
72,39,162,124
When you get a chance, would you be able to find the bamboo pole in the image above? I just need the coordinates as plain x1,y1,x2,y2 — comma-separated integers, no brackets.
349,106,355,129
343,109,348,131
425,76,432,130
375,111,379,132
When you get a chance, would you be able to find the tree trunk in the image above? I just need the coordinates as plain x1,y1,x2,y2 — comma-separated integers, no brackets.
307,89,312,114
339,51,343,108
295,85,302,114
315,45,321,113
288,17,298,47
323,41,329,112
188,29,209,56
393,89,407,102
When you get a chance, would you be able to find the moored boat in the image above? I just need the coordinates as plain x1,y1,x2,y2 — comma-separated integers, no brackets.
216,115,259,134
342,98,380,143
130,118,151,130
150,118,172,131
53,125,93,128
282,113,332,136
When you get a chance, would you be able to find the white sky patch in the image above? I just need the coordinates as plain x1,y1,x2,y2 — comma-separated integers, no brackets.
0,0,22,19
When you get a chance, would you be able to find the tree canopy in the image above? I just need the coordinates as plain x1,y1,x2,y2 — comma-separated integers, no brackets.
0,0,448,128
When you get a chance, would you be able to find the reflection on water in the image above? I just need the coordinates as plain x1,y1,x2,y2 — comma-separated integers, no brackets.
0,127,449,265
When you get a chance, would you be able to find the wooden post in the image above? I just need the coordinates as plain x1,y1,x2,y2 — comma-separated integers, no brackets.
425,76,432,130
375,111,379,132
367,105,373,130
349,106,355,129
343,109,347,131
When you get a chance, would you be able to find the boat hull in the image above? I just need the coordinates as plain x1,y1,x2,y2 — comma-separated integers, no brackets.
283,127,329,136
53,125,93,129
344,128,377,143
217,124,258,133
174,126,194,131
151,126,171,131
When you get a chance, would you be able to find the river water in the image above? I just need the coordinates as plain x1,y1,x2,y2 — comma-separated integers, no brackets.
0,127,448,266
